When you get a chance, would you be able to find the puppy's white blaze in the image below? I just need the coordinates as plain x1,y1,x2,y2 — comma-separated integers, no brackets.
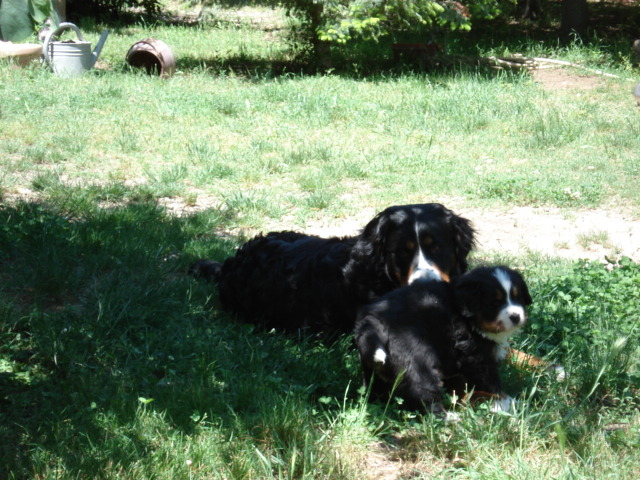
493,268,513,302
408,224,442,283
373,348,387,366
493,268,526,331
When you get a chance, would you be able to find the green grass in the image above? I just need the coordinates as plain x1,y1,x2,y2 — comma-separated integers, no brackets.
1,3,640,479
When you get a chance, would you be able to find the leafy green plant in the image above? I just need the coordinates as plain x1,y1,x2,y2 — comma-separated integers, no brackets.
0,0,55,41
528,257,640,403
195,0,511,58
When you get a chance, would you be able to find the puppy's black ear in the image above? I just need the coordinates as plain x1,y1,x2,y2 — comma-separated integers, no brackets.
450,213,476,275
454,276,480,318
519,275,533,306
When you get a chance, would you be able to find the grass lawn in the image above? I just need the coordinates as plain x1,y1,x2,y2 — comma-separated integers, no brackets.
1,3,639,479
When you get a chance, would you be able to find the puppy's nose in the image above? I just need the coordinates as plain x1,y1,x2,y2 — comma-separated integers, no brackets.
509,312,522,325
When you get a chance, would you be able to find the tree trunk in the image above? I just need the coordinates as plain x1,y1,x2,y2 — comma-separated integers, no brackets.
53,0,66,21
309,2,331,70
560,0,589,40
518,0,542,21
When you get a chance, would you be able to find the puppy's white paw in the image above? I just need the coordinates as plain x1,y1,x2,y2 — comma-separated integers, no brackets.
491,395,516,413
373,348,387,366
551,364,566,382
444,411,461,423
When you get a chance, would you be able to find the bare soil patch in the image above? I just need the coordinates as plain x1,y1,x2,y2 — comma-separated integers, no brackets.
298,204,640,263
531,67,606,90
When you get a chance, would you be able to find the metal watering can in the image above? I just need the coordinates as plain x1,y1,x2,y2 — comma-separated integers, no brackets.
43,22,109,78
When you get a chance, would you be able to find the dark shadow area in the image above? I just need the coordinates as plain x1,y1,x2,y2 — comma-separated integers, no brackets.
0,198,358,479
2,196,636,477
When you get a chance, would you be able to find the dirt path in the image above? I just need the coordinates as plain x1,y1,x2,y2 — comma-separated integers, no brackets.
464,205,640,261
297,204,640,263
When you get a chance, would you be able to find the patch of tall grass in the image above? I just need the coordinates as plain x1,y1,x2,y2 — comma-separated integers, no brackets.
2,30,639,219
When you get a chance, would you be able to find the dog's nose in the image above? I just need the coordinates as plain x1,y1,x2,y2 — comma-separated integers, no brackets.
509,312,522,325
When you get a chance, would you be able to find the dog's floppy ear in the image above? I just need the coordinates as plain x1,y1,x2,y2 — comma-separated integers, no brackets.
517,273,533,306
351,208,391,262
450,213,476,276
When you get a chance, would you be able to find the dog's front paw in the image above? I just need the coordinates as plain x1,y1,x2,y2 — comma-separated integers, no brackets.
444,411,461,423
549,364,566,382
373,347,387,366
491,395,516,413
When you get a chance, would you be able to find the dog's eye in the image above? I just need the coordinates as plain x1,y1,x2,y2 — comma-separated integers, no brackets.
512,287,519,297
421,236,440,252
405,240,416,252
496,290,504,302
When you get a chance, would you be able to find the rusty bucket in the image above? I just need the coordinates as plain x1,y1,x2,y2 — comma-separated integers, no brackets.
126,39,175,78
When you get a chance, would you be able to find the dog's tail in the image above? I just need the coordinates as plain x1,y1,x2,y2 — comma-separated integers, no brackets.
188,259,223,283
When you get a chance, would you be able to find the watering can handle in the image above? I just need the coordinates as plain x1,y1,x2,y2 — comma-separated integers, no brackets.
42,22,86,64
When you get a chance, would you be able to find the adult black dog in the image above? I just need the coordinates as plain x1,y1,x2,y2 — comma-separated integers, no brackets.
354,266,532,416
190,203,476,335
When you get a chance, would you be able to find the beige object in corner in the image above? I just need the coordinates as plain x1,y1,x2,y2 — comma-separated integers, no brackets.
0,41,42,66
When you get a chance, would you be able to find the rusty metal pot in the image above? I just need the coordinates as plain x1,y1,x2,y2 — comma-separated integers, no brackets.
126,39,175,78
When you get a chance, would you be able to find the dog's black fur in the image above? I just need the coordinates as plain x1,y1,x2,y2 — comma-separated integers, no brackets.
190,203,475,335
354,266,532,416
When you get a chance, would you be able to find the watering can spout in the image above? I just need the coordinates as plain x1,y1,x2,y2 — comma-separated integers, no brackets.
91,30,109,67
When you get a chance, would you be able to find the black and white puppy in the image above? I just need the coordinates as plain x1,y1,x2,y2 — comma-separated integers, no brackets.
354,266,532,416
190,203,475,336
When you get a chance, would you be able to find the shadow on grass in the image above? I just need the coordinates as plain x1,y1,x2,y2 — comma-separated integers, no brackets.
2,195,638,477
0,198,357,478
78,1,640,79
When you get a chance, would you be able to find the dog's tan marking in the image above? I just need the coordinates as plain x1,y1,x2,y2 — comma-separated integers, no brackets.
479,320,504,334
507,347,566,381
506,348,550,369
